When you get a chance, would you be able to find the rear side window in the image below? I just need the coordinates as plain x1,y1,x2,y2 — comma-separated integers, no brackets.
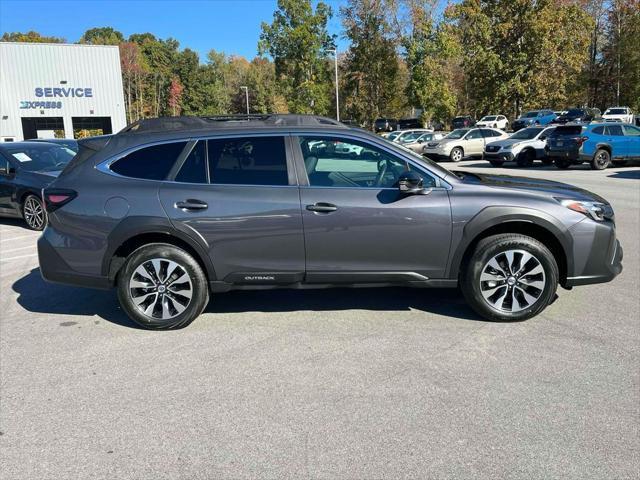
175,141,207,183
111,141,187,180
592,126,605,135
606,125,624,136
207,136,288,186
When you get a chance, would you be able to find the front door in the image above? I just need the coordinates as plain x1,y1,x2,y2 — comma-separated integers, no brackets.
0,155,18,214
464,129,486,157
158,135,305,284
294,135,452,282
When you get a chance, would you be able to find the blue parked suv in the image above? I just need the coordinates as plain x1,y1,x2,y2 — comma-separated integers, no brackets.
512,110,557,131
546,123,640,169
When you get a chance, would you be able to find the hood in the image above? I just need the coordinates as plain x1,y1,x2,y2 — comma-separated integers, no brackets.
453,171,608,203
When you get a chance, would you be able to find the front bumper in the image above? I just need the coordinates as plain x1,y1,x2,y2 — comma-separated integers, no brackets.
484,151,515,162
563,220,623,287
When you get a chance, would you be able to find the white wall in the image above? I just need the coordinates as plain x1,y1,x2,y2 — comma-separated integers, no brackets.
0,42,127,141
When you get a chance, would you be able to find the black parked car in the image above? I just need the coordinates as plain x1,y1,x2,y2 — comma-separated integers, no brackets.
552,108,600,125
0,141,76,230
451,115,475,129
374,118,398,133
545,125,586,169
38,115,622,329
398,118,422,130
31,138,79,152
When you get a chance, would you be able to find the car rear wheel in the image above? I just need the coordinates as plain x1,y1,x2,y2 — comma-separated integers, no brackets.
516,149,535,167
553,158,571,169
117,243,209,330
591,149,611,170
449,147,464,162
461,234,559,322
22,194,46,231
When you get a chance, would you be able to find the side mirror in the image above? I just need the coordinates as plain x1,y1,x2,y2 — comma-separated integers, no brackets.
417,139,424,144
398,171,426,194
539,136,547,141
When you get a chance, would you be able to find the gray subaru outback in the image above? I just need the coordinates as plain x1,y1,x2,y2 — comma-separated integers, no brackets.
38,115,622,329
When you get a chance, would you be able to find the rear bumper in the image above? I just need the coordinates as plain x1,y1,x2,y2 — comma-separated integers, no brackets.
563,220,623,287
38,231,112,290
546,147,581,162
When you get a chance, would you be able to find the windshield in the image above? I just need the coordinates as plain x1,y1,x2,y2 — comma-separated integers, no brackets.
605,108,627,115
387,131,401,140
510,127,543,140
445,129,469,139
523,111,539,118
481,116,497,121
400,132,422,143
566,109,584,116
6,144,75,172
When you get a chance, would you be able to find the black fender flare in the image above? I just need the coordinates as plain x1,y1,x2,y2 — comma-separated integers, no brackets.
101,216,217,281
447,206,574,279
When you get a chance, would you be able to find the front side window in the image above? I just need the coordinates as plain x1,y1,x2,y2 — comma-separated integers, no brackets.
111,142,187,180
207,136,288,186
466,130,483,140
299,136,433,189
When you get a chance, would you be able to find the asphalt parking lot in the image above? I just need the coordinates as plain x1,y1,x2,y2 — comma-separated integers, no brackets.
1,161,638,479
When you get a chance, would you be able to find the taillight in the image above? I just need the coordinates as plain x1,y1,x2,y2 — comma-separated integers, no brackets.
577,136,589,146
42,188,77,212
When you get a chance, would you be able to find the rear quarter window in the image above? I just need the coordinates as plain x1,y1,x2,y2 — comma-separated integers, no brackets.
110,141,187,180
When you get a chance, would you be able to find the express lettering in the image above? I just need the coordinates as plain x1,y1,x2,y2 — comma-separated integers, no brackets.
34,87,93,98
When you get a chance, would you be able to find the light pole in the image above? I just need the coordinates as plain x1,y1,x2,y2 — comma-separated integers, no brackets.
240,86,249,115
328,49,339,121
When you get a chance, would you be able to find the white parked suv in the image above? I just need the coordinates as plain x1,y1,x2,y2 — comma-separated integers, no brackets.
476,115,509,130
484,126,556,167
602,107,634,124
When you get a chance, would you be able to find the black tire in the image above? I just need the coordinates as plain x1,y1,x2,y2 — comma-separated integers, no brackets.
449,147,464,162
22,194,46,231
591,149,610,170
117,243,209,330
461,234,559,322
516,149,535,167
489,160,504,167
553,158,571,169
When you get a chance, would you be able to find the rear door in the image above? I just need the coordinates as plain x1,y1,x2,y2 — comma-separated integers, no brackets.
158,135,305,284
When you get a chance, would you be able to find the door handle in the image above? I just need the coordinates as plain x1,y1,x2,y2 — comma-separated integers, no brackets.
306,202,338,213
175,199,208,211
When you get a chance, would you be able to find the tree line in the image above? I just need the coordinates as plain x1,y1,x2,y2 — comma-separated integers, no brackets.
2,0,638,129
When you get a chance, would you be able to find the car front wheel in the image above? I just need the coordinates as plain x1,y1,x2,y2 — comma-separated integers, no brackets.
461,234,559,322
449,147,464,162
117,243,209,330
22,194,46,231
553,158,571,169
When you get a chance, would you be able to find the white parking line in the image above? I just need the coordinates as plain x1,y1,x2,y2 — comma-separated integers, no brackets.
0,253,38,262
2,245,36,254
0,234,40,243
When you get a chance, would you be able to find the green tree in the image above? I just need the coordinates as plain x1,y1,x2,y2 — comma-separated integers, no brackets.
340,0,404,126
1,31,65,43
259,0,336,114
79,27,124,45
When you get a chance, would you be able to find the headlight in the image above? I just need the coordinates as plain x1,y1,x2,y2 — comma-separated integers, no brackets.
557,198,608,221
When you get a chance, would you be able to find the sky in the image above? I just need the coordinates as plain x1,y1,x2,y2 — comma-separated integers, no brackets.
0,0,351,61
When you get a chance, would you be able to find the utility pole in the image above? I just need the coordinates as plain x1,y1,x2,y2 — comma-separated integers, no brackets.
240,86,249,115
328,49,340,121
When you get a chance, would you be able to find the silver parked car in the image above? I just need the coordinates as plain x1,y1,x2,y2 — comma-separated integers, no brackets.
400,132,445,153
484,126,556,167
423,128,509,162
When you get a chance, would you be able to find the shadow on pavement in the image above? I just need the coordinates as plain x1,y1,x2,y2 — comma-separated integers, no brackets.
608,170,640,179
13,268,483,328
0,218,32,231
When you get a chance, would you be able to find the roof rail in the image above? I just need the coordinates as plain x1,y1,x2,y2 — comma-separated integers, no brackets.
118,114,345,134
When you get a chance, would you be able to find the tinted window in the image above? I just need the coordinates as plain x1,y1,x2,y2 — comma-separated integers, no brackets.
524,111,539,118
445,129,469,139
607,125,624,136
551,126,583,136
207,136,288,186
511,128,543,140
111,142,187,180
592,126,605,135
4,144,75,172
175,141,207,183
606,108,627,115
299,136,435,189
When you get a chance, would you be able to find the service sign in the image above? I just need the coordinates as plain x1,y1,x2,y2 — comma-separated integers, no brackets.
20,86,94,109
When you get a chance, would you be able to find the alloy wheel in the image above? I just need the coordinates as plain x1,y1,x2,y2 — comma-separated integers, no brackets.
479,249,546,313
129,258,193,320
451,149,463,162
23,196,45,230
595,151,609,169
